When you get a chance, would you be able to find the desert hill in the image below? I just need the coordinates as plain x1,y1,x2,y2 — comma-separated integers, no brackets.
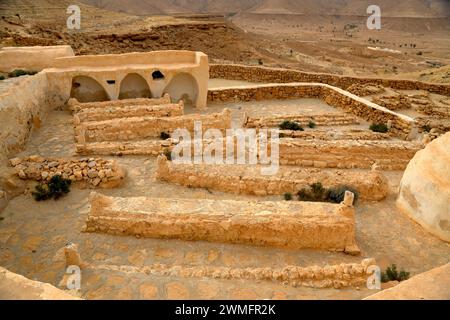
79,0,450,17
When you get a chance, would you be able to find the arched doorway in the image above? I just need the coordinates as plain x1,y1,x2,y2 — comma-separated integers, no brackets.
119,73,152,99
70,76,109,103
163,73,198,106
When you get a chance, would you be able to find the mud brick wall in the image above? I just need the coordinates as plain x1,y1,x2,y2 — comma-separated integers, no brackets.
209,64,450,96
68,94,171,112
74,103,184,123
9,156,125,188
86,192,359,253
277,138,423,170
76,109,232,143
155,156,389,201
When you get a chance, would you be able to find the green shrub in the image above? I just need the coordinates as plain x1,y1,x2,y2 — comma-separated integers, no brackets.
279,120,304,131
8,69,37,78
307,121,316,129
369,123,389,133
160,132,170,140
0,75,5,81
326,185,359,204
284,192,293,201
32,175,72,201
381,264,410,283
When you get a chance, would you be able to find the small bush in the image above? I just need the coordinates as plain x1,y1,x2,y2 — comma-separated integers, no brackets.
0,75,5,81
422,125,432,133
160,132,170,140
381,264,410,283
163,149,172,161
284,192,293,201
32,175,72,201
8,69,37,78
369,123,389,133
279,120,304,131
297,182,327,202
307,121,316,129
326,185,359,204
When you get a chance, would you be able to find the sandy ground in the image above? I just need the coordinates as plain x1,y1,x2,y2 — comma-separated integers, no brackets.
0,95,449,300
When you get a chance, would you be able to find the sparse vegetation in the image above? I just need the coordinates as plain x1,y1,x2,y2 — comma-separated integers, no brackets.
284,192,293,201
279,120,304,131
327,185,359,204
297,182,359,204
0,75,5,81
369,123,389,133
160,132,170,140
163,149,172,161
307,121,316,129
381,264,410,283
8,69,37,78
32,175,72,201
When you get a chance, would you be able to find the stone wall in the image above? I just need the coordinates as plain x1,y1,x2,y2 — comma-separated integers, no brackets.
76,139,177,156
86,192,359,253
0,74,58,160
93,258,377,289
244,113,360,128
9,156,126,188
208,83,416,139
209,64,450,96
68,94,171,112
74,102,183,123
156,155,389,201
75,109,232,143
277,129,390,140
276,138,422,170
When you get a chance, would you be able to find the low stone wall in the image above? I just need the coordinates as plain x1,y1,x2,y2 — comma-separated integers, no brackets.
93,258,376,289
85,192,359,253
277,138,423,170
68,94,171,112
156,155,389,201
209,64,450,96
278,129,390,140
74,102,184,123
76,139,177,156
75,109,232,143
9,156,126,188
244,113,360,128
0,74,58,160
208,83,416,139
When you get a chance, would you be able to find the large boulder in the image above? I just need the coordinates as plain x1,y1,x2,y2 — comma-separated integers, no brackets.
397,132,450,242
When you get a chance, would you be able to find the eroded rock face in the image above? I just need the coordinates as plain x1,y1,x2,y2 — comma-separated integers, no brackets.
397,133,450,242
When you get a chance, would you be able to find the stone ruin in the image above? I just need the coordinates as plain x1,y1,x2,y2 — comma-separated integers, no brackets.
0,46,449,300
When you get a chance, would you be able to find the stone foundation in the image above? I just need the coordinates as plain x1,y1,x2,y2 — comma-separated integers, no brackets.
156,155,389,201
276,138,422,170
76,139,177,156
74,102,184,123
278,129,390,140
93,258,376,289
208,83,416,139
75,109,232,143
85,192,359,253
9,156,126,188
68,94,171,112
244,113,360,128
